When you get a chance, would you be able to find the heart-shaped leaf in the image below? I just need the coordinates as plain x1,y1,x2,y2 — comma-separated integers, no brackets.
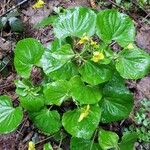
43,80,70,105
116,48,150,79
41,44,75,75
15,79,41,97
41,40,77,80
19,94,45,112
119,132,138,150
29,108,61,135
9,17,24,32
43,143,53,150
70,76,102,105
54,7,96,39
98,129,119,150
34,15,58,29
70,137,101,150
0,95,23,134
96,9,135,47
48,61,78,80
62,104,101,139
79,61,112,85
100,73,133,123
14,38,44,78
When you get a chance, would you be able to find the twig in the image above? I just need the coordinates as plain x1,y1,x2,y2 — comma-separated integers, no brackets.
35,133,56,145
142,13,150,23
108,0,125,11
132,1,149,15
0,0,28,17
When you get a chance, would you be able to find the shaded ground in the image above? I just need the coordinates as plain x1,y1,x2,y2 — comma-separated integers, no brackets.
0,0,150,149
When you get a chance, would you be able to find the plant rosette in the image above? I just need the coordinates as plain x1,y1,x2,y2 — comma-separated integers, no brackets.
0,7,150,150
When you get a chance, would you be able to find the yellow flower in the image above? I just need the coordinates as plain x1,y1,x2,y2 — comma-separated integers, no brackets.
91,51,104,62
32,0,45,9
28,141,36,150
90,40,99,49
127,43,134,50
78,105,90,122
90,40,97,46
78,34,90,45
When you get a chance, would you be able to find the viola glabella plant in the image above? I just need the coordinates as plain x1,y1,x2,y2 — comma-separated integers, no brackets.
0,7,150,150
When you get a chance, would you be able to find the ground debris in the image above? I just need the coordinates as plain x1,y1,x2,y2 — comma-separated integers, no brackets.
136,26,150,53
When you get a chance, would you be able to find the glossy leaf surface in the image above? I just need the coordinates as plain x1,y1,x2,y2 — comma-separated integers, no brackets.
98,129,119,150
14,38,44,78
48,61,78,80
43,143,53,150
62,104,101,139
0,95,23,134
43,80,70,105
70,76,102,104
79,61,112,85
100,73,133,123
19,94,45,112
119,132,137,150
29,108,61,135
96,9,135,47
116,48,150,79
70,137,101,150
54,7,96,38
41,44,74,76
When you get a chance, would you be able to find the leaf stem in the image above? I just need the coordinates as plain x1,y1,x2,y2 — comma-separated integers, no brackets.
90,128,98,150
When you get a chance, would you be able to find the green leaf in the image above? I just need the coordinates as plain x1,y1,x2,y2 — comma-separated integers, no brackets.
119,132,137,150
98,129,119,150
41,44,74,75
43,80,70,105
70,137,101,150
48,61,78,80
14,38,44,78
79,61,112,85
100,73,133,123
98,48,113,65
34,15,58,29
9,17,24,32
15,79,31,96
43,143,53,150
116,48,150,79
53,131,67,142
19,94,45,112
29,108,61,135
54,7,96,39
0,95,23,134
15,79,41,97
47,39,63,52
70,76,102,105
96,9,135,47
41,39,77,79
62,104,101,139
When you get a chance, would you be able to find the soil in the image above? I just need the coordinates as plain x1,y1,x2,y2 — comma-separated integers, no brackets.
0,0,150,150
